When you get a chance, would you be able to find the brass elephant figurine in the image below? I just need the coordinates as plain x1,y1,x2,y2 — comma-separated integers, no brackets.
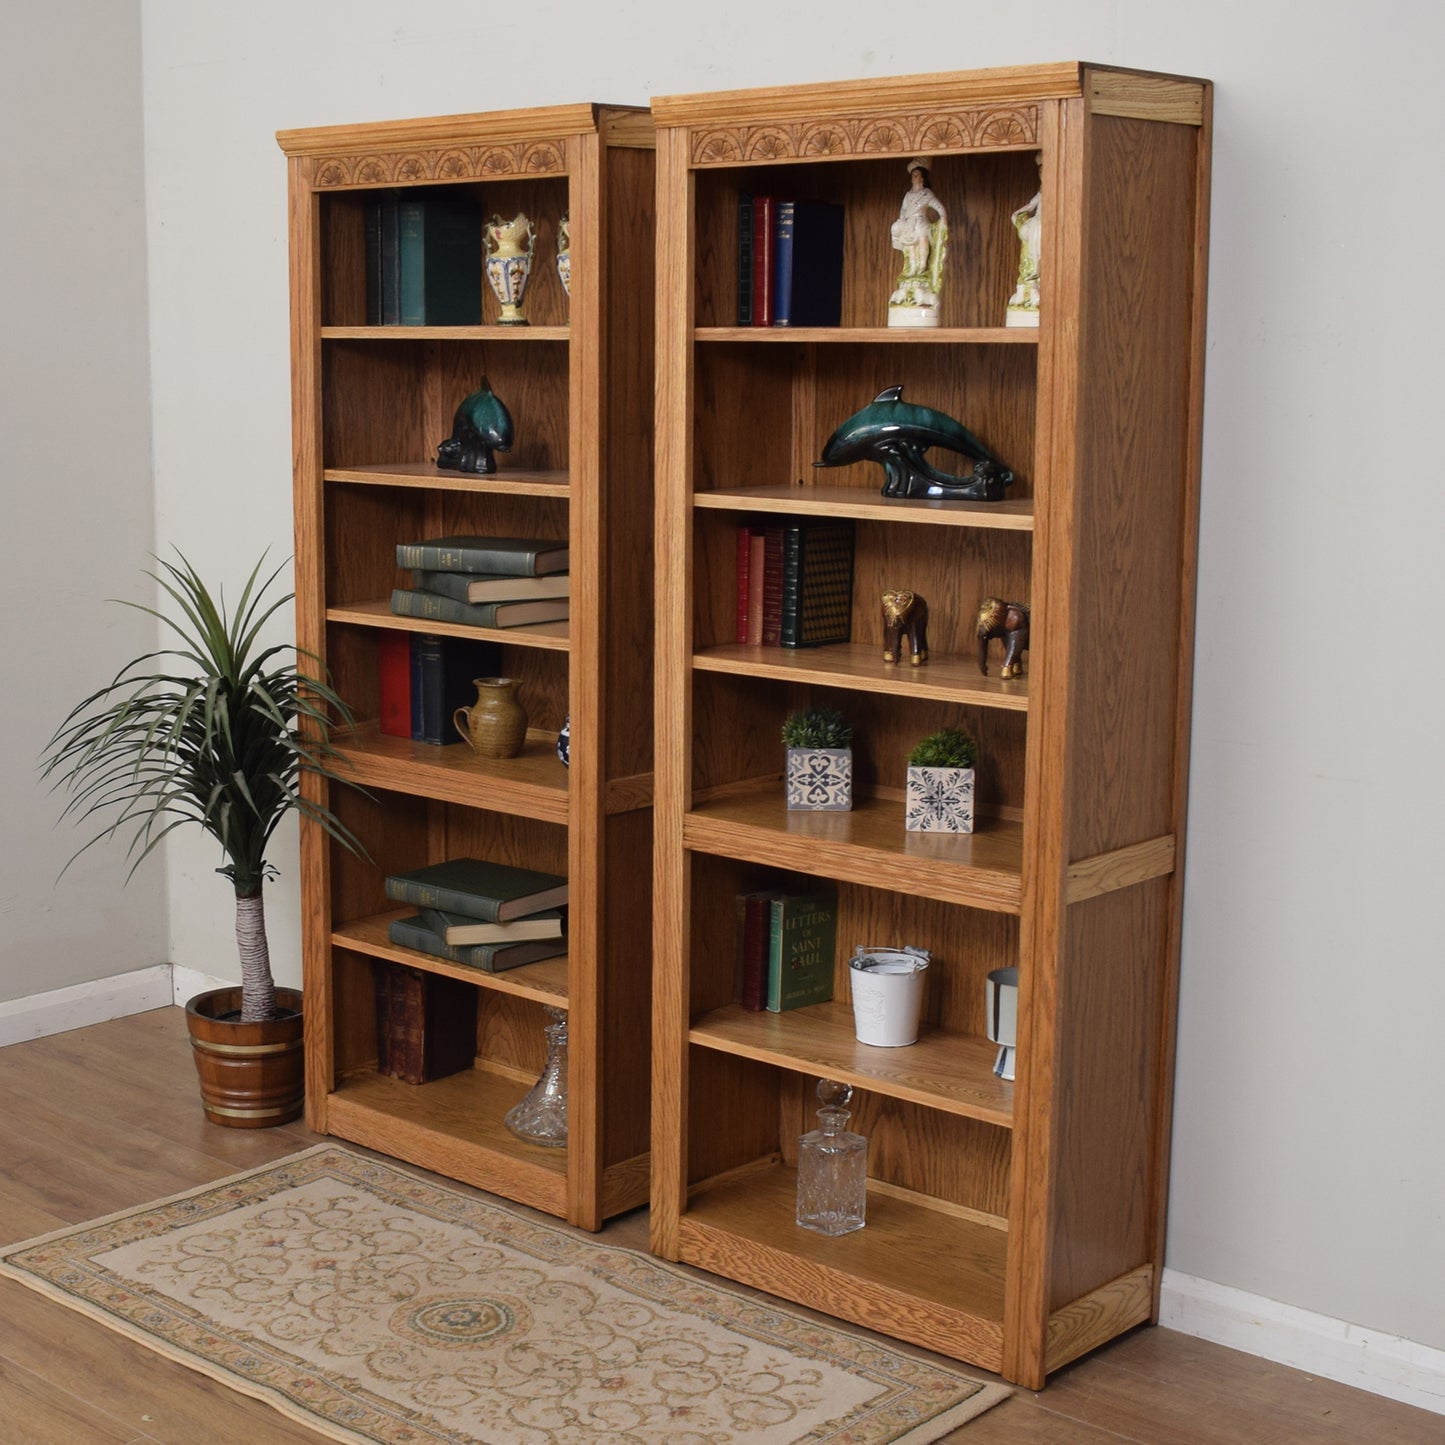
882,589,928,666
977,597,1029,678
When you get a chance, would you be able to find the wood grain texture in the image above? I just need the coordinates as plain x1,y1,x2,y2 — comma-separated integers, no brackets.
1065,833,1176,903
1046,1264,1155,1373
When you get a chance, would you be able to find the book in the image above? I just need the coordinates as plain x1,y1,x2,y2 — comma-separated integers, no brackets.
385,857,569,922
364,191,402,325
396,536,570,576
418,905,566,945
779,519,855,647
378,631,411,738
737,889,784,1011
746,532,765,644
735,526,752,644
766,892,838,1012
750,195,776,326
391,589,569,629
373,961,477,1083
736,192,753,325
409,634,502,745
412,569,570,604
772,200,845,328
387,915,567,972
760,525,785,646
397,191,483,326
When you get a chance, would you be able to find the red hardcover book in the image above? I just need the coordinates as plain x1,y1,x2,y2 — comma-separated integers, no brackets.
378,632,411,738
735,525,752,644
746,533,765,644
750,196,776,327
760,525,785,645
738,890,783,1011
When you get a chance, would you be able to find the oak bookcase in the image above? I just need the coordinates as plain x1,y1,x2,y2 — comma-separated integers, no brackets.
649,63,1212,1386
277,104,655,1230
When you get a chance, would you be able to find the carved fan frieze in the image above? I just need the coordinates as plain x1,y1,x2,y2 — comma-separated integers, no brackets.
312,140,566,188
690,106,1037,166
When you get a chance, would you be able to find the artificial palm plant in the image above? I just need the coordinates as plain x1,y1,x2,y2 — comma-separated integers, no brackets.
42,553,363,1023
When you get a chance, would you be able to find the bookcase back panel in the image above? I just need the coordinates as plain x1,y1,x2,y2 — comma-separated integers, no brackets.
440,806,569,879
331,949,383,1077
322,339,570,473
693,150,1045,330
327,782,430,924
689,343,1036,500
689,672,1027,812
685,1047,783,1186
317,178,571,329
322,485,570,607
780,1074,1012,1218
477,990,552,1076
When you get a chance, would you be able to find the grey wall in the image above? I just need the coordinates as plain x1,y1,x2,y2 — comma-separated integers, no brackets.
1,2,166,1001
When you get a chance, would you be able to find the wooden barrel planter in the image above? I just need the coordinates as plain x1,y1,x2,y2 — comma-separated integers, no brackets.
185,987,304,1128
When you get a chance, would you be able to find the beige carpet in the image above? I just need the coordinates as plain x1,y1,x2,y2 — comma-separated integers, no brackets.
0,1144,1008,1443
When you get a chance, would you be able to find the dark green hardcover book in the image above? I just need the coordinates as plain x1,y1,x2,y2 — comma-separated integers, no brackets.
412,569,570,604
385,857,569,922
387,916,566,972
397,191,482,326
409,633,502,745
365,191,401,325
779,520,855,647
396,536,570,575
391,589,569,629
765,891,838,1012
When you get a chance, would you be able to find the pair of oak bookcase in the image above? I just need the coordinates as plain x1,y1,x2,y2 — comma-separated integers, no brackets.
277,61,1211,1389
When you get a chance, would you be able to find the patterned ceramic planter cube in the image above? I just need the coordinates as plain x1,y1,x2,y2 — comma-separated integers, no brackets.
787,747,853,811
905,766,975,833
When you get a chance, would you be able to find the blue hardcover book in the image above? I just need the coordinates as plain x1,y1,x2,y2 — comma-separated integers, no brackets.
772,200,844,328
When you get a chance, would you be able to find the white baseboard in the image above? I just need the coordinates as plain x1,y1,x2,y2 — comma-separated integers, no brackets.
0,964,239,1047
1161,1269,1445,1416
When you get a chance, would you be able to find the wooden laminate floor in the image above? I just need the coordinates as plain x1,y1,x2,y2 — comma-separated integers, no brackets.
0,1008,1437,1444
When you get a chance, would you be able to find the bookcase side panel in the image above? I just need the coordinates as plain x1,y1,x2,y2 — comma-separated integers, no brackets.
1065,114,1201,859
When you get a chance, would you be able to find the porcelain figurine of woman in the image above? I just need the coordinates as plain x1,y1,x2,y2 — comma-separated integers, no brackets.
888,159,948,327
484,212,536,325
1006,154,1042,327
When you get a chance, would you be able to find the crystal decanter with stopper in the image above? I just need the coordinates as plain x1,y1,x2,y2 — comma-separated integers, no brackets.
504,1006,568,1147
795,1078,867,1235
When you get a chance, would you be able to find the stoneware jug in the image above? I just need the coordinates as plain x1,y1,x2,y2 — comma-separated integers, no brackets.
454,677,528,759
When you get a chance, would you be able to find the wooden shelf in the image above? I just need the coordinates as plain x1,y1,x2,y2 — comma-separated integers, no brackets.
696,326,1038,345
333,910,569,1007
283,102,656,1232
326,1063,568,1217
327,598,571,650
322,325,569,341
684,786,1024,914
334,723,569,821
693,642,1028,710
678,1162,1006,1369
691,1001,1013,1126
326,464,571,497
693,485,1034,531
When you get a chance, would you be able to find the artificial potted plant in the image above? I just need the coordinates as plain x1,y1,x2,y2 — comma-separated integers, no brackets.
41,554,364,1128
782,705,854,811
904,724,977,834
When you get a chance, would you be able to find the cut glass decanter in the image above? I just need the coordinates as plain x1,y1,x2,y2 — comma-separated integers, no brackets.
795,1077,867,1235
504,1006,568,1147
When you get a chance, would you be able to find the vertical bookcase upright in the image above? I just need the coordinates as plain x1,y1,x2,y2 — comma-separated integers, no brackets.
278,103,655,1230
650,64,1211,1386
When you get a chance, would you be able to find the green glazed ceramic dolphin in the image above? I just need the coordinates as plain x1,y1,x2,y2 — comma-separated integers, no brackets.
437,377,515,475
815,385,1014,500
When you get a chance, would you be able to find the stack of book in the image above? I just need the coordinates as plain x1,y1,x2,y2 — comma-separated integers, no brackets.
734,888,838,1012
392,535,571,629
735,518,854,647
385,857,569,973
737,194,844,328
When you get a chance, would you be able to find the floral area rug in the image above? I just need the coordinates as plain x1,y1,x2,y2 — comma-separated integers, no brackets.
0,1144,1007,1444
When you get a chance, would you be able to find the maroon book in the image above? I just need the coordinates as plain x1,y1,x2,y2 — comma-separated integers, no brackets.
760,525,785,645
378,631,411,738
735,526,752,644
750,196,775,327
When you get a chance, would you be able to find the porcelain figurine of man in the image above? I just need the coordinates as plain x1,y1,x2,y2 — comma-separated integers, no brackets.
888,159,948,327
